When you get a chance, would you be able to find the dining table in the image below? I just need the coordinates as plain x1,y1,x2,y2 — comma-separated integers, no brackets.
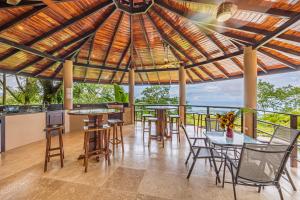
204,131,261,174
145,105,178,138
68,108,121,159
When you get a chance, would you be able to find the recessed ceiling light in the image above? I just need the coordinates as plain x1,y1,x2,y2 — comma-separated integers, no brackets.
216,2,238,22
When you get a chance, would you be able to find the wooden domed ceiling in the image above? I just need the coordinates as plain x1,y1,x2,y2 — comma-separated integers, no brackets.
0,0,299,85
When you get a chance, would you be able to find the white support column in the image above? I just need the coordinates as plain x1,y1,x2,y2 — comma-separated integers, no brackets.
63,60,73,110
129,68,135,124
179,65,186,124
243,46,257,137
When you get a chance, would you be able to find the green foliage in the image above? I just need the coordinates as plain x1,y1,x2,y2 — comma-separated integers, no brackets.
135,86,178,105
257,80,300,112
113,84,128,103
39,80,62,104
6,76,41,105
73,82,114,104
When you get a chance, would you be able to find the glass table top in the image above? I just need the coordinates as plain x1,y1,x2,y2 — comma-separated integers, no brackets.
204,131,260,147
68,108,120,115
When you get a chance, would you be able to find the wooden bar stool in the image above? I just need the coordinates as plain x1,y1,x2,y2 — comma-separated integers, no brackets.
44,125,64,172
83,124,111,172
148,117,164,148
142,113,153,139
169,114,180,142
108,119,124,154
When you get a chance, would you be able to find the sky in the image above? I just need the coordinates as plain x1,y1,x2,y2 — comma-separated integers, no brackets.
133,71,300,107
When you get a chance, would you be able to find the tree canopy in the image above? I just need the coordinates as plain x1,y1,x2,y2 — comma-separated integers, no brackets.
257,80,300,113
135,86,178,105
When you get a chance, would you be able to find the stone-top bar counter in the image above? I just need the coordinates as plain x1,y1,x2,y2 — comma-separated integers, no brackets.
0,103,132,152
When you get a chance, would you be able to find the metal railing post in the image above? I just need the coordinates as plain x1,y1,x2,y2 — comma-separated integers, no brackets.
240,108,244,133
290,114,298,168
252,111,257,138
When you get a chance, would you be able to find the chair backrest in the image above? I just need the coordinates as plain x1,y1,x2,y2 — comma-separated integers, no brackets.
269,126,300,151
180,123,196,156
205,117,223,132
236,143,290,184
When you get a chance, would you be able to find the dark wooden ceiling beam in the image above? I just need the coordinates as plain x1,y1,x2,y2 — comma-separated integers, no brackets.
110,40,131,83
213,62,230,78
147,12,213,80
263,43,300,57
175,0,299,17
102,12,124,67
0,6,47,33
0,0,76,10
34,37,90,77
0,1,113,62
97,11,124,83
259,48,297,69
16,30,92,73
139,15,161,84
169,46,204,81
254,13,300,49
16,6,116,74
151,7,207,59
119,57,131,84
0,37,63,62
84,36,95,81
134,46,150,84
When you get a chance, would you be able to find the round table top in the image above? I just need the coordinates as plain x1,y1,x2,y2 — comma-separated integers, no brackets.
68,108,120,116
145,106,178,110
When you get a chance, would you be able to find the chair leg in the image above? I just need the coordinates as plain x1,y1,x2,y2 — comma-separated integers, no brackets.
120,124,124,153
187,149,200,179
284,168,297,191
230,167,237,200
106,129,111,166
84,133,89,173
276,183,284,200
58,132,64,168
177,118,180,143
222,158,227,188
185,152,192,165
161,122,164,148
148,121,151,147
44,134,50,172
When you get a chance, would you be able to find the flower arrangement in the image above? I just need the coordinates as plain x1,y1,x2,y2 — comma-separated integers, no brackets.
216,111,236,138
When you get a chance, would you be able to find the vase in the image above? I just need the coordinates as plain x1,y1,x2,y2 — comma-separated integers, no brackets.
226,127,233,138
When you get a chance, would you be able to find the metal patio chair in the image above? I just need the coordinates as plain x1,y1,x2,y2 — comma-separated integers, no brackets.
181,123,221,183
266,126,300,191
222,141,298,200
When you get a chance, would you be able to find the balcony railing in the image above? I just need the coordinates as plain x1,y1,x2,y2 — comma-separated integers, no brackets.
134,104,300,167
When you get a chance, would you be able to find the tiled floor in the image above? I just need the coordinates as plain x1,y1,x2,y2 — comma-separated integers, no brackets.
0,123,299,200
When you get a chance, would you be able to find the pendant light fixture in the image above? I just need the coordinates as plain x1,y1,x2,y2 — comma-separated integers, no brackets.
216,1,238,22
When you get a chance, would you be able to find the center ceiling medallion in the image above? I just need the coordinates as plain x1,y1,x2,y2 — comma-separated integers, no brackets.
113,0,154,14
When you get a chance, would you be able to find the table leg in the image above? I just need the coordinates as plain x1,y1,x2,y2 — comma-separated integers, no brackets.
78,115,104,160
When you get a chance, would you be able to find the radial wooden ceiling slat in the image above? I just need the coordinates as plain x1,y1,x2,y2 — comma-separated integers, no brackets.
0,0,113,62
